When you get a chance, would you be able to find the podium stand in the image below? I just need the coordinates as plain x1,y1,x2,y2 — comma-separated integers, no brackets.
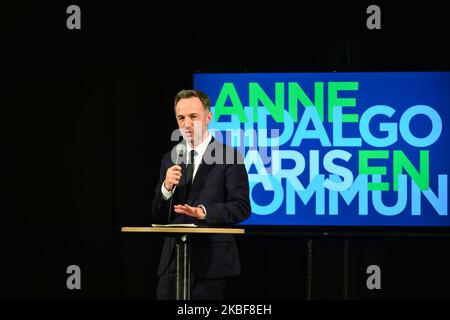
121,226,245,300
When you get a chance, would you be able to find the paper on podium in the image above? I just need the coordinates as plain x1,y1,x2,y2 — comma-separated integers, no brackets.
151,223,197,227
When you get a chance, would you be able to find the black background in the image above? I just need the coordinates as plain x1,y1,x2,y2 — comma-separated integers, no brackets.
4,1,450,300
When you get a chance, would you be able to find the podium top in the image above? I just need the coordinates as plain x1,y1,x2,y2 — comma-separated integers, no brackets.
121,226,245,234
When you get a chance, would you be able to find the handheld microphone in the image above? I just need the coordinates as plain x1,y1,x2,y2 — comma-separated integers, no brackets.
168,144,186,223
175,144,186,165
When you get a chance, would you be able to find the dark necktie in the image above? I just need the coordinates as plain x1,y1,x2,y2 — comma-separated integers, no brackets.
185,150,196,195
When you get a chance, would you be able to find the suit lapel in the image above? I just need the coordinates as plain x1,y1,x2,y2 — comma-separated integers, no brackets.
186,138,217,203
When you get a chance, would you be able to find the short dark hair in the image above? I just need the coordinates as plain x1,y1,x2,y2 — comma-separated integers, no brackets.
174,89,211,113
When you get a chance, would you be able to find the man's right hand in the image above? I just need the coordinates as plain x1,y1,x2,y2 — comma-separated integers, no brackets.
163,165,182,191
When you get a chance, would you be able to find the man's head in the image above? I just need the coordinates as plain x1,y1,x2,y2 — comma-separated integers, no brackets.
174,89,212,147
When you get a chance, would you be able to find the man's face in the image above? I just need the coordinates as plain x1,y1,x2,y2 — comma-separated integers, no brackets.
175,97,212,147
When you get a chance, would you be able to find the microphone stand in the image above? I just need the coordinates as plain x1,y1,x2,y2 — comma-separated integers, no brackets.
166,150,182,299
168,188,175,224
165,144,184,299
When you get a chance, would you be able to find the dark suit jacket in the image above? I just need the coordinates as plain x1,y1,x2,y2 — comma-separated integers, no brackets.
151,138,251,278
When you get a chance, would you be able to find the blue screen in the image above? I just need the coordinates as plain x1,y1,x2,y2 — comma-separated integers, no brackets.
194,72,450,226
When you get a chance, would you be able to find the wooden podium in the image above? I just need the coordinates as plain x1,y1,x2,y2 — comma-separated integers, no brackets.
121,226,245,300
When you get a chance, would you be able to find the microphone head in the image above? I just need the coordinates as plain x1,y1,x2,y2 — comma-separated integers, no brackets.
175,144,186,157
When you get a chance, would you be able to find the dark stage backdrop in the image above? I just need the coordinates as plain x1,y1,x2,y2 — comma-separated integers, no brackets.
5,1,450,299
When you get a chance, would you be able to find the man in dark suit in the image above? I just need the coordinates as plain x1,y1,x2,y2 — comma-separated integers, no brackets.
151,89,251,300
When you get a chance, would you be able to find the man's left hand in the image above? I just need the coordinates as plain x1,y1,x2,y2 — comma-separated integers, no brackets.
174,204,205,219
